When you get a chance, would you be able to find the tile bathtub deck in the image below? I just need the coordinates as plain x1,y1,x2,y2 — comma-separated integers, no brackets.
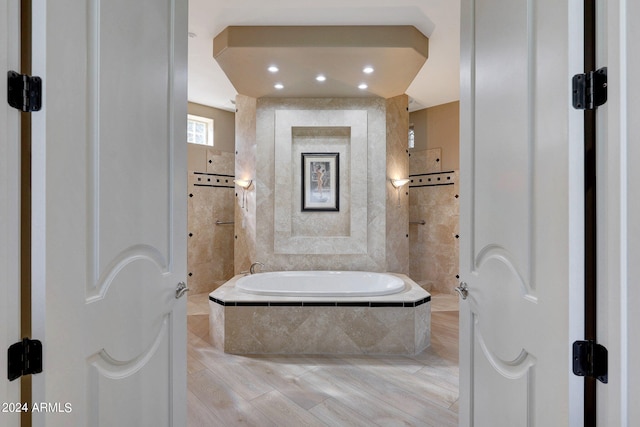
187,291,459,426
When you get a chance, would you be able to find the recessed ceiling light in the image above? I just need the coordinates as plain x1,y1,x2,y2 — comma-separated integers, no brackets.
268,65,279,73
358,83,368,90
316,75,326,82
274,83,284,90
363,66,374,74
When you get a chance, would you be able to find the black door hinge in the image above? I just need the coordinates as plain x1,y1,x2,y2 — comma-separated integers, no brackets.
7,70,42,112
572,67,607,110
573,340,608,384
7,338,42,381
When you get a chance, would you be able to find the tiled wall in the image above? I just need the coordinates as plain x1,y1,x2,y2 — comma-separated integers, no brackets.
409,149,460,294
234,96,410,273
187,148,235,294
386,95,410,273
234,95,257,274
271,108,369,257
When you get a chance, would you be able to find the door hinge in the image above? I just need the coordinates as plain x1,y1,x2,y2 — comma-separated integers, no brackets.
7,70,42,112
572,340,608,384
7,338,42,381
572,67,607,110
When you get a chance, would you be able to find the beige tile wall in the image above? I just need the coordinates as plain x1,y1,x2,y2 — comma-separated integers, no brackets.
234,95,258,274
409,149,460,293
386,95,410,274
233,96,411,274
187,148,236,294
212,303,430,355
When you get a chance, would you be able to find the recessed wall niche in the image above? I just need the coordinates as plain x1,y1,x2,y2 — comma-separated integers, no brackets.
274,109,368,255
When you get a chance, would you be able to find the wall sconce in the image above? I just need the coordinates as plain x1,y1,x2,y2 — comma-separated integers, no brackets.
234,179,252,210
390,178,410,207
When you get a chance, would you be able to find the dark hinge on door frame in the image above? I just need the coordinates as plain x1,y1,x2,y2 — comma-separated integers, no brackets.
572,67,608,111
571,1,608,426
7,338,42,381
573,340,608,384
7,70,41,112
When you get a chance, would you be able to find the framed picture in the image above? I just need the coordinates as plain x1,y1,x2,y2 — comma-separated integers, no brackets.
301,152,339,211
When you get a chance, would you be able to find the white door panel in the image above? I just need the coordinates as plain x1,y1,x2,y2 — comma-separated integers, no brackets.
624,2,640,422
1,1,21,425
30,0,187,425
460,0,583,425
600,0,640,425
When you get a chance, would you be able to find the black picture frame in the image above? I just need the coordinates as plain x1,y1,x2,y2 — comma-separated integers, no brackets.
301,152,339,211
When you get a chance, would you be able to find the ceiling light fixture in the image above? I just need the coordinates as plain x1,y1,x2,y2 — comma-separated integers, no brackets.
274,83,284,90
358,83,368,90
268,65,279,73
315,75,326,82
363,66,374,74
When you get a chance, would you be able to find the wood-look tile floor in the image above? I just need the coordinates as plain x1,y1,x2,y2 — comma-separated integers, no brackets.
187,292,459,426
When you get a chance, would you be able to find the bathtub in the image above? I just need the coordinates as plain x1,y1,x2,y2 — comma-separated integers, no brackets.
209,272,431,355
235,271,406,297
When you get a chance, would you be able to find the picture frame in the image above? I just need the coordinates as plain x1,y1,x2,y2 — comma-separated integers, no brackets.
301,152,339,211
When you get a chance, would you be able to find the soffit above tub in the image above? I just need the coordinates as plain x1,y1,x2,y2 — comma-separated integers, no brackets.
213,25,428,99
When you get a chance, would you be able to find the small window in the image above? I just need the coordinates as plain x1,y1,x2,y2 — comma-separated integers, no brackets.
187,114,214,146
408,124,415,149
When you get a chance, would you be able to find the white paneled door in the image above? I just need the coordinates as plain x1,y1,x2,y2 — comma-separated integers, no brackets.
30,0,188,426
459,0,584,425
601,0,640,425
1,0,21,425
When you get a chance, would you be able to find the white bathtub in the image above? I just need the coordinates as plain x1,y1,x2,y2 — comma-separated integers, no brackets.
209,272,431,355
235,271,406,297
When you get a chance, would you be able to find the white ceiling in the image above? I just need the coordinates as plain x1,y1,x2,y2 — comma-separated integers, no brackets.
188,0,461,112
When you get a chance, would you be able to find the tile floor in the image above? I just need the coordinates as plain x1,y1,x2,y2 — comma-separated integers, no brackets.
187,291,459,426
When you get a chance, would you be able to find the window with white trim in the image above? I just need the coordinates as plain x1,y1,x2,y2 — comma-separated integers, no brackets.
187,114,214,146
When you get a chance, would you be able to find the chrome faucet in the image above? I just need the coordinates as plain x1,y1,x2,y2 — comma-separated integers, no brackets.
249,262,264,274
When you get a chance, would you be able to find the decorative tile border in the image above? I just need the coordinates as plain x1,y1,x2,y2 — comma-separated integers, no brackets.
209,295,430,308
192,172,235,188
409,170,456,188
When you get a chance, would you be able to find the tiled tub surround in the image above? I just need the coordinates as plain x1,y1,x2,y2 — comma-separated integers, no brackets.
209,273,430,355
